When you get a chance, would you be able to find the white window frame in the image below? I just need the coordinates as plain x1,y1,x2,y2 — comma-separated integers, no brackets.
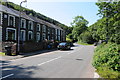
0,12,2,25
36,32,40,42
6,28,16,40
21,19,26,28
48,28,50,34
55,29,57,40
58,29,60,36
52,29,54,34
28,21,33,30
37,24,41,31
42,25,46,32
58,36,60,41
20,30,26,41
55,29,57,35
8,15,15,27
28,31,33,40
48,35,50,40
42,33,46,40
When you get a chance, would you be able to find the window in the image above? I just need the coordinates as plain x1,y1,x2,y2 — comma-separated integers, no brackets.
28,31,33,40
48,35,50,40
0,12,2,25
58,36,60,41
8,15,15,27
21,19,26,28
52,29,54,34
58,30,60,35
36,32,40,42
42,33,46,40
28,21,33,30
42,25,46,32
37,24,40,31
48,28,50,34
20,30,26,41
55,29,57,40
6,28,16,40
55,29,57,35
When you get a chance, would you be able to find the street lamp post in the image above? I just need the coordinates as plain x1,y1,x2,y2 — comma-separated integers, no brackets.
17,0,27,55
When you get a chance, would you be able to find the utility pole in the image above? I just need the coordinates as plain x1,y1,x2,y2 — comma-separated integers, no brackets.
16,0,27,55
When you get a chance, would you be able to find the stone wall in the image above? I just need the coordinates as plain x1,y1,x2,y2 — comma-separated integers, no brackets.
2,42,16,54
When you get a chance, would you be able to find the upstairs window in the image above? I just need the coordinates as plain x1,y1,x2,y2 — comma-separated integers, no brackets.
48,28,50,34
55,29,57,35
28,21,33,30
8,15,15,27
21,19,26,28
37,24,40,31
42,25,46,32
52,29,54,34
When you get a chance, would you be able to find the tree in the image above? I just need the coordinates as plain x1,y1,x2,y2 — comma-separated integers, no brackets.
71,16,89,41
87,1,120,44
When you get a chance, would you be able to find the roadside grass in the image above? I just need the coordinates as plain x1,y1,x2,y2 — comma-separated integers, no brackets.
0,52,5,56
77,41,93,45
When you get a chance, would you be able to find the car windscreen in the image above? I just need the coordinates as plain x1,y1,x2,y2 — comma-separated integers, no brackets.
59,43,66,45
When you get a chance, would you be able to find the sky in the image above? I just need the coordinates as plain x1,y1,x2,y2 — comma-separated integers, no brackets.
5,0,100,26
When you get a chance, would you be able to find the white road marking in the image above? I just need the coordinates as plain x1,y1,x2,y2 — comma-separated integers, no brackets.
38,56,62,66
0,74,14,79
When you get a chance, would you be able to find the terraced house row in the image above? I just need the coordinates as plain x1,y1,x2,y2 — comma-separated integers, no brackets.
0,4,66,53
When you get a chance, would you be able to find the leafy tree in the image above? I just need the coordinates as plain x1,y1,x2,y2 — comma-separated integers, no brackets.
79,31,96,44
71,16,88,41
87,1,120,44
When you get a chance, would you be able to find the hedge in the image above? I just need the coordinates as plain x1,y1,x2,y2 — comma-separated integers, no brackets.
92,42,120,78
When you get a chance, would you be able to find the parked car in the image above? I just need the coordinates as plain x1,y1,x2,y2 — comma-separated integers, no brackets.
68,42,74,47
57,42,71,50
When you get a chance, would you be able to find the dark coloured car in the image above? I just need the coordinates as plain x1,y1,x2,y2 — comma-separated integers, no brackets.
57,42,71,50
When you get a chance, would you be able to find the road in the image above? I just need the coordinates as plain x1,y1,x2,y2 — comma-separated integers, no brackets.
1,44,95,79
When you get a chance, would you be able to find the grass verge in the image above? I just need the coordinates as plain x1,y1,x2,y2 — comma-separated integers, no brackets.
77,41,93,45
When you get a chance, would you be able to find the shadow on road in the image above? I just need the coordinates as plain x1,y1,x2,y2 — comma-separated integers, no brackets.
1,60,43,79
59,49,74,51
19,49,57,57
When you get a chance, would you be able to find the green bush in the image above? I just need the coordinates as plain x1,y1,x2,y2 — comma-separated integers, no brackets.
96,67,120,78
79,31,96,44
92,42,120,78
118,44,120,52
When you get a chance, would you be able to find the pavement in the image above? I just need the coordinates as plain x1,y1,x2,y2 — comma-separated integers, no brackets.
0,49,57,61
